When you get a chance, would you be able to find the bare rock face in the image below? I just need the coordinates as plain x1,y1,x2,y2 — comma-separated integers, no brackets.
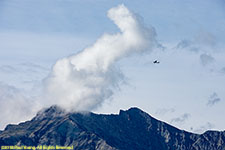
0,106,224,150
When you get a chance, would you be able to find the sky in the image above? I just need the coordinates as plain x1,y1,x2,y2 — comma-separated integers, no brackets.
0,0,225,133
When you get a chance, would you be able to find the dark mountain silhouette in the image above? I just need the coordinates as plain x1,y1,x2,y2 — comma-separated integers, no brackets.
0,106,224,150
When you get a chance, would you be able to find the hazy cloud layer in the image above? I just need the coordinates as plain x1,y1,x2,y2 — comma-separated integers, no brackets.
207,92,221,106
176,39,198,52
155,108,175,115
19,62,49,72
194,32,217,48
0,65,17,73
221,67,225,74
0,62,50,90
200,53,215,66
175,32,217,53
0,82,39,129
171,113,190,124
0,62,50,129
0,63,49,75
192,122,215,133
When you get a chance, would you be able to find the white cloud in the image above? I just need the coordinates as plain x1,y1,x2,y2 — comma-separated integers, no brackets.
42,4,158,112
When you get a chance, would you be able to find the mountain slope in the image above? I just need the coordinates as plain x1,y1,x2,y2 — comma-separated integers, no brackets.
0,106,224,150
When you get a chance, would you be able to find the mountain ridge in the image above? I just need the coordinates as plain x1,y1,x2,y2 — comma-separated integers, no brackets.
0,106,224,150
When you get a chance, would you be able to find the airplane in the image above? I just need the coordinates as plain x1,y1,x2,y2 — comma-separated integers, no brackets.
153,60,160,64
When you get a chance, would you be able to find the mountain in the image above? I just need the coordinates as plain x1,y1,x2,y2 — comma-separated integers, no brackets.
0,106,224,150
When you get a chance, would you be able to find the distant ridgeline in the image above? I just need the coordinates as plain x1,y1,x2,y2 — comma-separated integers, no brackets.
0,106,224,150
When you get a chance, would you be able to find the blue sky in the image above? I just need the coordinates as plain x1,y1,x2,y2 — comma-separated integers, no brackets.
0,0,225,133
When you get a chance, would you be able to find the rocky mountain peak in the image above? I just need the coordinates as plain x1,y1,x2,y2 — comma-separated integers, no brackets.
0,106,224,150
34,105,66,120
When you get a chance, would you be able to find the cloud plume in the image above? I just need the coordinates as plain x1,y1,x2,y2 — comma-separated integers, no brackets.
43,4,157,111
